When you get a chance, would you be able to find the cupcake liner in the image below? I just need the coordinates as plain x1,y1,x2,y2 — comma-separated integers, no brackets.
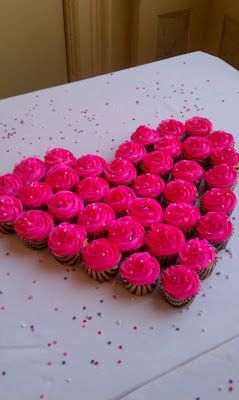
183,226,197,240
0,222,15,234
197,260,217,280
161,287,195,307
21,237,48,250
122,278,158,295
52,252,81,266
210,239,230,251
85,264,119,282
157,254,178,268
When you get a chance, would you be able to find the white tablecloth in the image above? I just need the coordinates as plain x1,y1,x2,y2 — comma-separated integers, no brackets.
0,52,238,400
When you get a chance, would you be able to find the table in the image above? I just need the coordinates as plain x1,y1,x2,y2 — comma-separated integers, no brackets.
0,51,238,400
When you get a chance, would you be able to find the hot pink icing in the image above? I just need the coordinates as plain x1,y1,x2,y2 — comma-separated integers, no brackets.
75,154,107,177
0,196,23,223
44,148,76,168
163,179,197,204
207,130,234,150
14,210,54,240
132,173,165,198
161,265,200,299
178,238,216,272
201,188,237,214
145,223,185,256
48,222,86,256
185,116,212,136
47,191,84,221
197,212,232,243
157,119,185,139
115,141,146,164
205,164,237,189
103,185,136,213
142,151,173,176
19,182,52,208
182,136,212,161
77,202,115,234
120,252,160,285
172,160,205,184
0,174,23,196
154,135,182,159
108,216,145,252
13,157,47,182
75,176,109,202
211,147,239,167
131,125,159,146
127,198,163,227
104,158,136,185
45,164,79,191
164,202,201,231
82,238,120,271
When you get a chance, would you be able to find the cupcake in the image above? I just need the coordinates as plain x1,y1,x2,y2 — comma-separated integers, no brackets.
82,238,121,282
75,154,107,177
19,181,52,209
161,265,200,307
211,147,239,169
13,157,47,182
115,141,146,165
0,196,23,233
108,216,145,254
200,188,237,215
104,158,136,186
132,173,165,199
197,212,233,251
172,160,205,187
157,119,185,140
44,148,76,168
141,151,173,181
103,185,136,216
178,238,217,280
120,252,160,295
145,223,186,267
47,191,84,222
45,164,79,191
205,164,237,190
131,125,159,150
164,202,201,238
154,135,182,161
185,116,212,136
48,222,86,265
0,173,23,196
75,176,109,203
207,130,234,150
163,179,197,207
14,210,54,249
77,202,115,239
182,136,212,167
127,197,163,228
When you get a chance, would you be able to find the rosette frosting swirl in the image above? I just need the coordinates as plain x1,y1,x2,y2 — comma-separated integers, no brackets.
0,174,23,196
45,164,79,191
172,160,205,183
185,116,212,136
44,148,76,168
82,238,120,271
197,212,232,243
157,119,185,139
103,185,136,213
104,158,136,185
75,176,109,202
47,191,84,221
182,136,212,160
178,238,216,272
142,151,173,176
19,182,52,208
108,216,145,252
120,252,160,285
127,197,163,227
207,130,234,150
75,154,107,177
48,222,86,256
132,173,165,198
77,202,115,234
205,164,237,189
14,210,54,240
201,188,237,214
211,147,239,167
0,195,23,223
164,202,201,230
115,140,146,164
154,135,182,159
131,125,159,146
161,265,200,299
14,157,47,182
163,179,197,204
145,223,185,256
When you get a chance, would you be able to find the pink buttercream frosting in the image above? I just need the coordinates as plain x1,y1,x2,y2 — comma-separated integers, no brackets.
157,119,185,139
103,185,136,213
161,265,200,299
14,157,47,182
154,135,182,159
127,197,163,227
207,130,234,150
185,116,212,136
115,141,146,164
131,125,159,146
197,212,232,243
172,160,205,184
145,223,185,256
211,147,239,167
205,164,237,189
82,238,120,271
19,182,52,208
182,136,212,161
164,202,201,231
178,238,216,272
14,210,54,240
201,188,237,214
0,195,23,223
48,222,86,256
163,179,197,204
0,174,23,196
77,203,115,234
132,173,165,198
120,252,160,285
104,158,136,185
47,191,84,221
142,151,173,176
108,216,145,252
45,164,79,191
44,148,76,168
75,154,107,177
75,176,109,202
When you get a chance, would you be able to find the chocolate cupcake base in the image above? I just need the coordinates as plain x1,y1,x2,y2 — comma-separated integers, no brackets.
85,264,119,282
21,237,48,250
161,288,195,307
157,254,178,269
0,222,15,234
198,261,217,280
210,239,229,251
122,278,158,295
52,253,81,266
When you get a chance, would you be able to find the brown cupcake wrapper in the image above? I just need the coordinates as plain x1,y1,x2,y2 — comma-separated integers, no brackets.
85,264,119,282
197,260,217,280
160,287,195,307
183,226,197,240
21,237,48,249
0,222,15,234
52,252,82,266
156,254,178,269
209,239,230,251
122,278,158,296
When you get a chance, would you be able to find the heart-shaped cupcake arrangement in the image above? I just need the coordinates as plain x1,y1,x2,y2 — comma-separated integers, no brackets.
0,116,238,307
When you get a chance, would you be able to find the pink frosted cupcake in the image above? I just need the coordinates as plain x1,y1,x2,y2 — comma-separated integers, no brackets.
131,125,159,150
44,148,76,168
205,164,237,190
185,116,212,136
197,212,233,251
75,176,109,203
145,223,186,267
163,179,197,207
164,202,201,238
127,197,163,228
14,157,47,182
14,210,54,249
161,265,200,307
172,160,205,187
45,164,79,191
0,196,23,233
77,202,115,239
120,252,160,295
178,238,217,280
211,147,239,169
182,136,212,167
48,222,86,265
104,158,136,186
200,188,237,215
103,185,136,216
207,130,234,150
132,173,165,199
154,135,182,161
47,191,84,222
157,119,185,140
141,151,173,181
82,238,121,282
75,154,107,177
0,173,23,196
115,141,146,165
108,216,145,254
19,181,52,209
